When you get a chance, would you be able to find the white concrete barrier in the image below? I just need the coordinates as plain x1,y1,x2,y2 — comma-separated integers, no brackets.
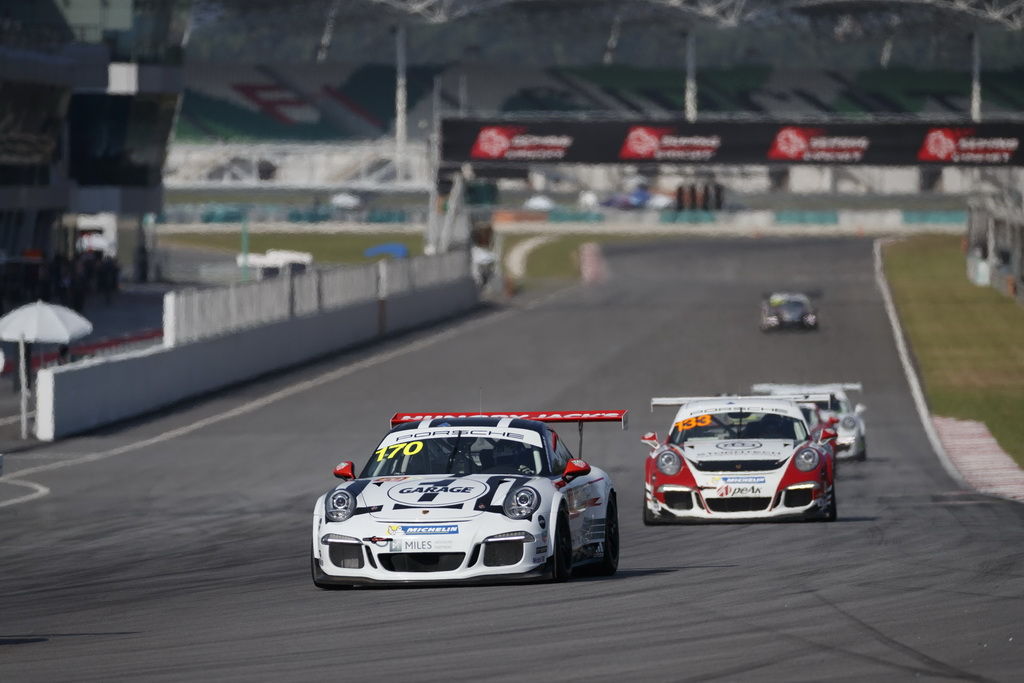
36,278,478,440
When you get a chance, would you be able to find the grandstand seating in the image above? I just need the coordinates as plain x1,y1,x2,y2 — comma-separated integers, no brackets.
176,63,1024,142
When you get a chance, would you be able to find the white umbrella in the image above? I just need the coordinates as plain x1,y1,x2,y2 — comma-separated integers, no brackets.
0,301,93,438
524,194,555,211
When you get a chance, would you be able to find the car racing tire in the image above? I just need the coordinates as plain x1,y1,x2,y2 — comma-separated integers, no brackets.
825,485,838,523
549,507,573,583
311,544,352,590
594,494,619,576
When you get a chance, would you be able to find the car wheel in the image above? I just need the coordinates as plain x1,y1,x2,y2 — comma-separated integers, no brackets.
857,439,868,461
594,494,619,576
825,485,838,522
549,507,573,583
311,544,351,590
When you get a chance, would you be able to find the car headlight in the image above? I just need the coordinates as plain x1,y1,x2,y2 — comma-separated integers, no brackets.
766,315,779,325
840,416,857,430
803,314,817,324
794,448,820,472
656,449,682,476
325,489,357,522
503,486,541,520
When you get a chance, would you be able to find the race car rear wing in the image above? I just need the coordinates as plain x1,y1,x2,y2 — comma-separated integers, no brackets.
751,382,862,393
390,411,628,428
389,411,628,460
651,394,838,411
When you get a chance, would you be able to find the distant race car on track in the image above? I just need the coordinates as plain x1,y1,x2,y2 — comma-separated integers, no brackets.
312,411,627,588
760,292,818,331
752,383,867,460
642,395,837,523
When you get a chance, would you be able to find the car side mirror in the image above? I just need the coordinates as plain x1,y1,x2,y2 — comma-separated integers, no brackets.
557,459,591,488
820,429,837,442
855,403,866,415
333,461,355,480
640,431,660,450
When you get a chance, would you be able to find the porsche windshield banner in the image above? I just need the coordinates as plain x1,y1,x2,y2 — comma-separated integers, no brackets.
441,119,1024,166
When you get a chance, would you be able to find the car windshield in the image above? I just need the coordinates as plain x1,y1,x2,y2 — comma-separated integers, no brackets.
669,411,807,444
777,301,808,316
360,434,548,478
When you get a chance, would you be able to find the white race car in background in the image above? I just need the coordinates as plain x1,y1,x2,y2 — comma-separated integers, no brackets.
312,410,627,588
642,395,838,523
752,383,867,460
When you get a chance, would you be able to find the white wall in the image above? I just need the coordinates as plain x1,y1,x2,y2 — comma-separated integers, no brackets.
36,278,478,440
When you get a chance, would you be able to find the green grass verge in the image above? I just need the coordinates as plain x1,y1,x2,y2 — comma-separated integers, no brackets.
159,232,424,264
885,235,1024,467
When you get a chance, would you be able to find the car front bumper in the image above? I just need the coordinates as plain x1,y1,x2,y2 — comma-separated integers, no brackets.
645,481,831,522
312,516,551,585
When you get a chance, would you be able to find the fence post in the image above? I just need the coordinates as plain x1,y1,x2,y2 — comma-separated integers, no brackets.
377,259,388,335
162,291,177,348
286,268,295,318
315,268,323,313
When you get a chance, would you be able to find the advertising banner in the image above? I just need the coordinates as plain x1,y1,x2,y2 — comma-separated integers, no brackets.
441,119,1024,166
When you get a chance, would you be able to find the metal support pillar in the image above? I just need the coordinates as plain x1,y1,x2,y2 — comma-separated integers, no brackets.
970,31,982,123
394,23,408,182
684,31,697,123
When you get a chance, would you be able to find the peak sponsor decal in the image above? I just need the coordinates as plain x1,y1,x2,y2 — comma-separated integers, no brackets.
619,126,721,161
714,484,766,498
918,127,1019,164
768,126,869,162
470,126,573,161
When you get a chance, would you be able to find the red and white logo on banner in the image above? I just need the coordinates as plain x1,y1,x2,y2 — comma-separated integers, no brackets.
620,126,670,159
470,126,524,159
918,128,962,161
619,126,721,161
768,127,815,160
768,126,869,162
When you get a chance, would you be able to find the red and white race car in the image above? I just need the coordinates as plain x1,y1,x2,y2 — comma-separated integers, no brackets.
642,395,837,523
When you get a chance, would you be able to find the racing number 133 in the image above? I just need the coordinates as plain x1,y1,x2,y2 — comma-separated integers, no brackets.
674,414,712,431
375,441,424,461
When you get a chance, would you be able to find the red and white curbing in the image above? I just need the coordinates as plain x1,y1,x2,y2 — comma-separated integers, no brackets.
579,242,608,284
875,238,1024,502
932,417,1024,502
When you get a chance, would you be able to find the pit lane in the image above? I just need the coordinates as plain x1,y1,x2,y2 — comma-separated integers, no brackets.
1,237,1021,681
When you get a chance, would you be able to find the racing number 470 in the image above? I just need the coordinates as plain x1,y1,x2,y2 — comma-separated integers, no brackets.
375,441,423,462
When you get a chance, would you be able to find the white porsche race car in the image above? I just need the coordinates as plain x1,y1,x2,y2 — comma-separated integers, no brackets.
752,383,867,460
312,410,627,587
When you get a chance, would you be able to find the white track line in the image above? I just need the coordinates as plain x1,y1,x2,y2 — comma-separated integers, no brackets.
0,412,33,427
873,238,964,486
0,287,575,508
0,479,50,509
505,235,555,281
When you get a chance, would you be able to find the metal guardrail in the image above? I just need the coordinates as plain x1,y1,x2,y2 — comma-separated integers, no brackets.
163,251,471,346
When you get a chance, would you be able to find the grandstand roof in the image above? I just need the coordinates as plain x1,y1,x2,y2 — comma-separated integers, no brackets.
198,0,1024,30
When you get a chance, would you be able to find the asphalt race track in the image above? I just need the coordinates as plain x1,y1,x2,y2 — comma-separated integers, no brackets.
2,237,1022,682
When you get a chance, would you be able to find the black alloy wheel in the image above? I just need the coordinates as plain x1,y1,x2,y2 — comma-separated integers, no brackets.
595,494,619,576
550,508,573,582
